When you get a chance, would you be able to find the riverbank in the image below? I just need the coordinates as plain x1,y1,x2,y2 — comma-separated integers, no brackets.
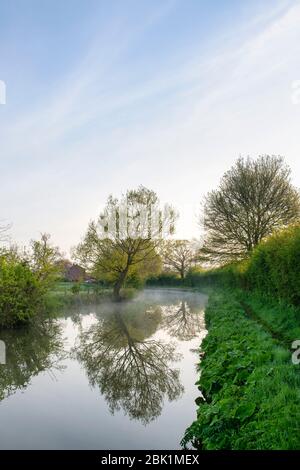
181,287,300,450
45,282,137,312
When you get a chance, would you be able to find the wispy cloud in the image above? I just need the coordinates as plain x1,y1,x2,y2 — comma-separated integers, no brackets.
1,0,300,251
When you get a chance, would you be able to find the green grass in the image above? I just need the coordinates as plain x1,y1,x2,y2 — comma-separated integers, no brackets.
45,282,112,309
51,281,93,293
237,289,300,346
46,282,140,310
181,288,300,450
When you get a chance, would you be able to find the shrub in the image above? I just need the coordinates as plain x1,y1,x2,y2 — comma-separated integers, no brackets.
0,257,43,328
184,267,207,287
183,224,300,307
71,282,81,295
246,224,300,305
146,272,182,286
183,262,248,289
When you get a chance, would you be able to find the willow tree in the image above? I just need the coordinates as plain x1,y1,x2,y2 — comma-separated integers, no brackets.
30,233,62,289
200,156,300,264
75,186,176,300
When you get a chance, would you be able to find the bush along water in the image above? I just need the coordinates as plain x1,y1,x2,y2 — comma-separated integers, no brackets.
0,257,44,328
245,224,300,306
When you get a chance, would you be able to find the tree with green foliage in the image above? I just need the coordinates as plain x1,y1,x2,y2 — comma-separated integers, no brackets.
200,155,300,264
0,256,43,328
75,186,176,300
30,233,62,289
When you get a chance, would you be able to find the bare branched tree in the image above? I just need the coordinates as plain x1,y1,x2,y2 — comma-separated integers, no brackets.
200,156,300,264
162,240,196,279
162,301,206,341
0,222,10,244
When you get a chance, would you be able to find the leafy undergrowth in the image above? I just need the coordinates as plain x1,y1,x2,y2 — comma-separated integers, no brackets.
238,290,300,346
181,289,300,450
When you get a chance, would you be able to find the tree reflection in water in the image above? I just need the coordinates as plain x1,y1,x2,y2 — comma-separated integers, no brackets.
74,303,184,424
162,301,206,341
0,320,64,402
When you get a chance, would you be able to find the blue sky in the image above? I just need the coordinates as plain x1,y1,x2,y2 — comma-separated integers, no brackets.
0,0,300,254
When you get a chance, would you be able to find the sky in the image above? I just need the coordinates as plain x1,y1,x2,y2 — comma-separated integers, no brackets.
0,0,300,256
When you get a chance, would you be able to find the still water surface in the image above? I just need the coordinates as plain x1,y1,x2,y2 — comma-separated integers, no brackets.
0,289,207,449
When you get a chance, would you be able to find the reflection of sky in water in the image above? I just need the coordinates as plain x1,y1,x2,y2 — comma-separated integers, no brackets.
0,289,207,450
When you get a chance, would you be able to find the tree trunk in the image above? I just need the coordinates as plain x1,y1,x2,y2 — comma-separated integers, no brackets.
180,263,185,281
113,269,128,301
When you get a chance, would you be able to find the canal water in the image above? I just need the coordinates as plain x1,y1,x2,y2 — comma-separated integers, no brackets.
0,289,207,449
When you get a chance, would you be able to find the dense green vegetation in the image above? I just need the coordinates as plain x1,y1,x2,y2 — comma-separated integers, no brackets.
148,215,300,450
150,224,300,306
246,224,300,306
0,234,62,328
0,257,44,328
46,281,127,308
181,224,300,450
181,288,300,450
148,227,300,450
146,272,183,287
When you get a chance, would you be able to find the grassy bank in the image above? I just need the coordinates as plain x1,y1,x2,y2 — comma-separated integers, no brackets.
148,226,300,448
181,288,300,450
